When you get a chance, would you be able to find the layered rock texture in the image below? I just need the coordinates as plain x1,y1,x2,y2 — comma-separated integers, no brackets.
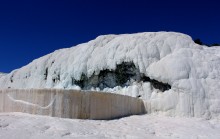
0,89,145,120
0,32,220,119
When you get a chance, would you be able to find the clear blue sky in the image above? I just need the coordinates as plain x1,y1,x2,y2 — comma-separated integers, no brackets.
0,0,219,73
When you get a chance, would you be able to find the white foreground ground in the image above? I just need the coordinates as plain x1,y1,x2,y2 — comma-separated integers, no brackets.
0,113,220,139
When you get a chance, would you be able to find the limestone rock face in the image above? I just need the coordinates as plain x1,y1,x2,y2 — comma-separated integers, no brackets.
0,32,220,119
0,89,145,120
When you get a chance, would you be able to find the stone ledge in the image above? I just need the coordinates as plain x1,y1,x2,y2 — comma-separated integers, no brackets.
0,89,146,120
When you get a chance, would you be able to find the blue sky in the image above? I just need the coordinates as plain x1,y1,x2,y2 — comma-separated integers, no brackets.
0,0,219,73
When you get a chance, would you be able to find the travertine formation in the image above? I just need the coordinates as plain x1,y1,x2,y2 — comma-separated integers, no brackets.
0,89,145,120
1,32,220,119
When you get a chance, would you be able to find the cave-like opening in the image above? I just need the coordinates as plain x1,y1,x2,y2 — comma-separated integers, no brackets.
74,62,171,92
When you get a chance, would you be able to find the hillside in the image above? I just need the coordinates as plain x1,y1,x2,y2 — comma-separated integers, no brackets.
0,72,6,78
0,32,220,119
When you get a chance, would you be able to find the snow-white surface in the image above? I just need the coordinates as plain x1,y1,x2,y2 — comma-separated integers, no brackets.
0,32,220,118
1,32,201,89
0,112,220,139
0,73,6,78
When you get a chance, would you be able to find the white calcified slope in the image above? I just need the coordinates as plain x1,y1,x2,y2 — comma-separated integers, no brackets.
0,32,220,118
0,72,6,78
1,112,220,139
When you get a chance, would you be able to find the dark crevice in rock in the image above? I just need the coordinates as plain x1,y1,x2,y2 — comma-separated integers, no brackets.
52,71,60,83
151,79,171,92
142,76,171,92
74,62,171,92
51,60,55,66
44,68,48,80
74,73,87,88
10,75,13,83
141,76,171,92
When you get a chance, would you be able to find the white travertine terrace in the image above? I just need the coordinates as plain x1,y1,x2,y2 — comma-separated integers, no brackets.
0,32,220,119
